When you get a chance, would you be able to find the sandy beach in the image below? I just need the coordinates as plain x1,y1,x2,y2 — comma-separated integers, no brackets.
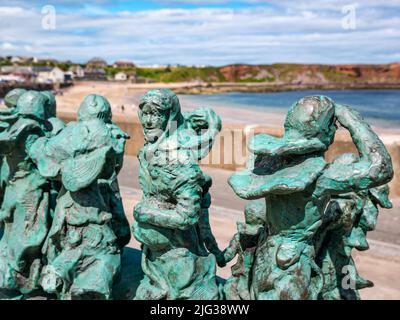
2,81,400,148
2,81,400,137
54,81,286,124
46,81,400,139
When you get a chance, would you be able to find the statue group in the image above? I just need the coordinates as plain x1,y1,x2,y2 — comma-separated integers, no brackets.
0,88,394,300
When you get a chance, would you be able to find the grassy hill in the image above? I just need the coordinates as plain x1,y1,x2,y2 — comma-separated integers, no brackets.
133,63,400,88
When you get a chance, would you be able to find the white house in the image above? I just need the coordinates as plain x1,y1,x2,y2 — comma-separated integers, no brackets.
1,66,35,82
69,65,85,78
10,56,22,64
36,67,65,84
115,72,128,81
0,74,25,83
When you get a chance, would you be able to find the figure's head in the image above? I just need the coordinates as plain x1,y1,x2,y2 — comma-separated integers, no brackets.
138,89,182,143
16,90,47,121
249,95,337,158
285,95,337,149
41,91,57,119
78,94,112,123
4,88,27,109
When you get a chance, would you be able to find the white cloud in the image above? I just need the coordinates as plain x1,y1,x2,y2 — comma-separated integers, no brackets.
0,1,399,65
0,6,26,15
1,42,18,50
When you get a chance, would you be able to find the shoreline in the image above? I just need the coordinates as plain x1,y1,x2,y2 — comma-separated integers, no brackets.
1,81,400,137
173,83,400,95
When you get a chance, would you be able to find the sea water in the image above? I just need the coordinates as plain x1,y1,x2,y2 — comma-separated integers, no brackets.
181,89,400,127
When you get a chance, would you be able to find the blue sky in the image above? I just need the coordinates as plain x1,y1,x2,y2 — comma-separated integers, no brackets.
0,0,399,65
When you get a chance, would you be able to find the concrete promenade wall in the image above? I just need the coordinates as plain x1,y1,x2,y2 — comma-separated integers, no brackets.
58,111,400,197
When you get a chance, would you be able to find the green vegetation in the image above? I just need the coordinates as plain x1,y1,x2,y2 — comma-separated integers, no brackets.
320,66,356,82
237,77,275,83
105,66,136,77
136,66,226,83
0,60,12,67
1,58,396,88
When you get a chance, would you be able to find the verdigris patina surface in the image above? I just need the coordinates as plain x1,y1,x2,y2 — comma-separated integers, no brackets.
0,89,27,209
98,121,131,252
0,91,52,298
224,96,393,300
29,94,129,299
132,89,224,300
0,88,395,301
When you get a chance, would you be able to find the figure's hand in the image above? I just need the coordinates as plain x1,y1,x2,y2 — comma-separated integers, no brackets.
220,233,240,264
188,113,208,131
133,203,143,221
215,251,227,268
187,108,221,133
40,266,63,294
133,202,156,224
335,104,357,129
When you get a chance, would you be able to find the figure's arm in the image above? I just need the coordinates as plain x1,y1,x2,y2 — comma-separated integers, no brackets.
220,199,266,264
222,233,240,263
107,178,131,248
134,185,202,231
198,203,226,266
315,104,394,196
28,131,68,180
0,120,42,154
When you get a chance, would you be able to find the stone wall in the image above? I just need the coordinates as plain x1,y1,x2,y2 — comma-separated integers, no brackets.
58,111,400,197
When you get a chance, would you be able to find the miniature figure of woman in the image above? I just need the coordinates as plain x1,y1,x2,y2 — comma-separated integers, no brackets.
132,89,223,300
29,94,128,299
315,153,392,300
225,96,393,300
0,89,27,208
0,91,51,298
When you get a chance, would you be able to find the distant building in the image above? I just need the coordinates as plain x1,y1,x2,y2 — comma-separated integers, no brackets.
84,58,107,81
83,68,107,81
86,57,108,69
36,67,65,84
1,66,33,73
69,65,85,78
113,60,135,69
0,66,35,82
0,74,25,83
10,56,22,64
64,71,74,83
115,72,128,81
32,66,52,73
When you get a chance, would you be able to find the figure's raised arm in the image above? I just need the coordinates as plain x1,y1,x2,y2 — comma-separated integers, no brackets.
315,104,393,196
